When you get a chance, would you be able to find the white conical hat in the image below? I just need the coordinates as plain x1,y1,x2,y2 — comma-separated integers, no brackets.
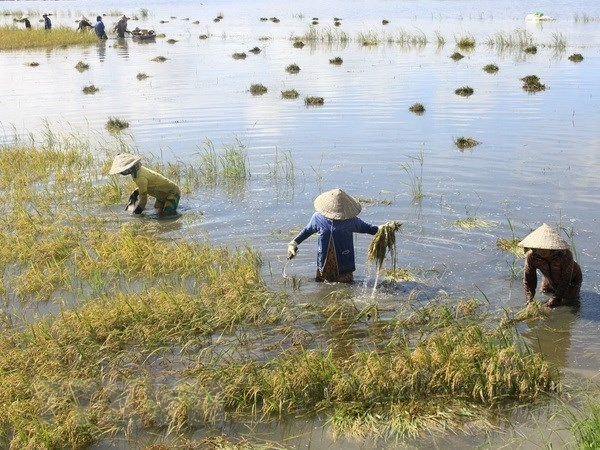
109,153,141,175
77,15,89,22
314,188,361,220
518,223,569,250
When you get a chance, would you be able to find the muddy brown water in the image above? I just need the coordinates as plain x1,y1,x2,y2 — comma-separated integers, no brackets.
1,0,600,447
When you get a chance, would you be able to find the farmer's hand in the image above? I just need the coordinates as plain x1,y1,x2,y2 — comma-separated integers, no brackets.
128,189,139,204
133,205,143,215
287,241,298,259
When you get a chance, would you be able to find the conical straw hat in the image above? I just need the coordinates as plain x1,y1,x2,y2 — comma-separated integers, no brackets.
314,188,361,220
77,15,89,22
518,223,569,250
109,153,141,175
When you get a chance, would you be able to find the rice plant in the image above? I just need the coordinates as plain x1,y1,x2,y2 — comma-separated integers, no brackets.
399,148,424,203
0,25,97,50
82,84,99,94
483,63,499,73
304,96,324,106
74,61,90,72
105,117,129,132
285,63,300,73
249,83,268,95
281,89,299,99
455,34,475,49
455,136,480,149
409,103,425,114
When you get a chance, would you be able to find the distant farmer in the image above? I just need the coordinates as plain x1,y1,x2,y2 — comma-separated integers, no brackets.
43,13,51,30
518,223,583,308
77,15,93,31
94,16,107,39
114,15,130,38
287,188,379,283
21,15,31,29
109,153,181,217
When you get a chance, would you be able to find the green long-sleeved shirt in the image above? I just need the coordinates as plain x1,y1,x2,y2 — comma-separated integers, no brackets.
132,166,180,210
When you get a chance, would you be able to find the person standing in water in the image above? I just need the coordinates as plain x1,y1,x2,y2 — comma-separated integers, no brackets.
42,14,51,30
94,16,108,39
287,188,379,283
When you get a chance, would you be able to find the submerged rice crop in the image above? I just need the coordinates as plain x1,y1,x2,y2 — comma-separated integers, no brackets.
0,132,569,447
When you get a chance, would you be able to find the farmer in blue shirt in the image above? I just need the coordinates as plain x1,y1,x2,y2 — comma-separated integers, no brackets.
288,188,379,282
94,16,107,39
43,14,51,30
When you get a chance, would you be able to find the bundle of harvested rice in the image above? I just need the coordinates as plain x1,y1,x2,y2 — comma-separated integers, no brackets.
367,220,402,270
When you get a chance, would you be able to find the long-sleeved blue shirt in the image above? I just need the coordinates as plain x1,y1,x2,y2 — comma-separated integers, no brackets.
293,212,378,274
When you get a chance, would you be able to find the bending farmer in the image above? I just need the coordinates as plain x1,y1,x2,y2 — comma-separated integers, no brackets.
109,153,181,217
518,223,582,308
288,188,378,283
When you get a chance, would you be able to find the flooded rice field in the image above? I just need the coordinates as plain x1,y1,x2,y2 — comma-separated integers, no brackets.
1,0,600,448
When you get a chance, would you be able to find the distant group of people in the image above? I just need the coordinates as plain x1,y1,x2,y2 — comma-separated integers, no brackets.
82,14,130,39
18,14,51,30
108,153,583,309
18,12,131,39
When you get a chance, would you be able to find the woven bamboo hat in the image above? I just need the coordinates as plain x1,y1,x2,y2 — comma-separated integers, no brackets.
109,153,141,175
518,223,569,250
77,15,89,22
314,188,361,220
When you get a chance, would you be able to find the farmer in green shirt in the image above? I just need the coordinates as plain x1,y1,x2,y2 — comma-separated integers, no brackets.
109,153,181,217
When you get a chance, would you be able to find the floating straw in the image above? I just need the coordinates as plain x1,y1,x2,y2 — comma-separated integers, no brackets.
367,221,402,270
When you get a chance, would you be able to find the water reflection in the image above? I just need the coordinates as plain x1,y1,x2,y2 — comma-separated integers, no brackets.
97,40,107,62
522,305,579,368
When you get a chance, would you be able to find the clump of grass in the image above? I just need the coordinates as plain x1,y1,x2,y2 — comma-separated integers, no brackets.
568,53,584,62
454,86,474,97
485,29,534,50
409,102,425,114
524,45,537,54
232,52,247,60
496,238,524,256
329,56,343,65
199,34,209,39
382,19,389,25
483,63,499,73
455,35,475,49
521,75,546,92
166,38,178,44
151,55,168,62
281,89,299,99
105,116,129,132
304,96,324,106
82,84,99,94
249,83,268,95
24,61,39,67
571,401,600,448
359,30,379,46
75,61,90,72
400,149,424,203
455,137,480,150
270,17,280,23
248,46,261,54
292,40,305,48
453,216,494,229
136,72,149,80
450,51,464,60
285,63,300,73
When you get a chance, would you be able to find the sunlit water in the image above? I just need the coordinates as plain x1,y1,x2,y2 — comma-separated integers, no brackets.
1,0,600,447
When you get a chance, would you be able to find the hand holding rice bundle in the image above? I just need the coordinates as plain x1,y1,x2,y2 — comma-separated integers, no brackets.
367,220,402,270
